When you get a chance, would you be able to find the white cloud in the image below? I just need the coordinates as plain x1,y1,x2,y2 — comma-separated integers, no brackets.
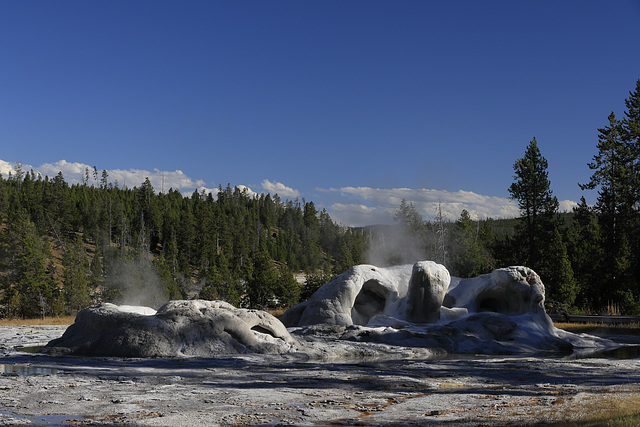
236,185,259,198
559,199,578,212
318,186,523,226
2,158,580,227
0,160,15,177
261,179,300,199
102,167,207,192
39,160,88,180
0,158,209,194
326,203,395,227
321,187,581,226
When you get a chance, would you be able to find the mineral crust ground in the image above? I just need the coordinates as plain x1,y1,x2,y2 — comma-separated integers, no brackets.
1,325,640,426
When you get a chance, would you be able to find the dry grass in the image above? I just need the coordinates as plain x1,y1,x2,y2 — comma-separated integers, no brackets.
555,322,640,337
0,316,75,326
555,322,640,329
268,308,287,318
554,395,640,427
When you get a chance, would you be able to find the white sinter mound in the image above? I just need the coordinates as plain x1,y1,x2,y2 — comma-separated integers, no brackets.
44,262,617,358
282,263,615,355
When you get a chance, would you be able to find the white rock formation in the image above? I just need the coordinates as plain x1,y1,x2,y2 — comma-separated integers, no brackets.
44,263,616,358
44,300,298,357
282,262,616,355
280,264,414,327
282,263,547,328
443,266,545,316
406,261,450,323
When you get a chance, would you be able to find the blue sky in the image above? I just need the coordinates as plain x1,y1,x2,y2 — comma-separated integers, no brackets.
2,0,639,226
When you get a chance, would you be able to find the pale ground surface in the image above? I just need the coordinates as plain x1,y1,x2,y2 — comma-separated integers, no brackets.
1,325,640,426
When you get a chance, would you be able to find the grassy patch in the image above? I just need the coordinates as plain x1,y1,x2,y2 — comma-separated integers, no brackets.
555,322,640,337
268,308,287,318
553,395,640,427
0,316,75,326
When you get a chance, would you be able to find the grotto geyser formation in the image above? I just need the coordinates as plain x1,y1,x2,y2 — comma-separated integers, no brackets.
44,262,615,358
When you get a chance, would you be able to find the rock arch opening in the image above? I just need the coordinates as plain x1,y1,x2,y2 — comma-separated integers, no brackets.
352,280,388,325
475,289,527,316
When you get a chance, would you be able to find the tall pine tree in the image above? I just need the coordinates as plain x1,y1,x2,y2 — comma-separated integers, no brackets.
509,138,575,303
581,112,634,305
508,137,559,271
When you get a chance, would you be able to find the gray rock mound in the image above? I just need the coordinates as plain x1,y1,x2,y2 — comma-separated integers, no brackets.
43,300,298,357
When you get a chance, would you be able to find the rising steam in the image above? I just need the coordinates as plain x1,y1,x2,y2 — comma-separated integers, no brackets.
365,225,432,267
103,257,169,309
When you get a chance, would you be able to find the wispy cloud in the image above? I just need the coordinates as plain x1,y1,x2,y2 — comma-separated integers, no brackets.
261,179,300,199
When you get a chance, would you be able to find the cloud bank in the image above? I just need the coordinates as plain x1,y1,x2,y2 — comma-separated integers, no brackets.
1,159,302,202
1,159,208,195
1,159,577,228
318,186,577,226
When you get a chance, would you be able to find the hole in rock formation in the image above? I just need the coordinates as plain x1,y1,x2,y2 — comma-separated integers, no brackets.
352,280,388,325
475,289,529,316
251,325,277,338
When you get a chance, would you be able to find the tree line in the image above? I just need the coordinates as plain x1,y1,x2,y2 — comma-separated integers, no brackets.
0,171,365,318
384,78,640,315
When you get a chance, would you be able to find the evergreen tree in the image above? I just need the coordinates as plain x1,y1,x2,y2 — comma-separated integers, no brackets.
245,251,279,309
153,257,185,301
62,234,93,313
0,174,369,316
581,112,635,304
621,79,640,307
622,79,640,188
542,228,578,306
387,199,427,265
509,138,577,302
394,199,425,233
508,137,559,271
1,212,60,318
450,210,494,277
334,237,356,274
275,264,301,308
302,272,334,301
199,264,223,301
567,198,603,309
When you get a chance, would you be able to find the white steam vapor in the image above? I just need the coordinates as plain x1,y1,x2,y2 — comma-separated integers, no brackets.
105,258,168,309
365,225,430,267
